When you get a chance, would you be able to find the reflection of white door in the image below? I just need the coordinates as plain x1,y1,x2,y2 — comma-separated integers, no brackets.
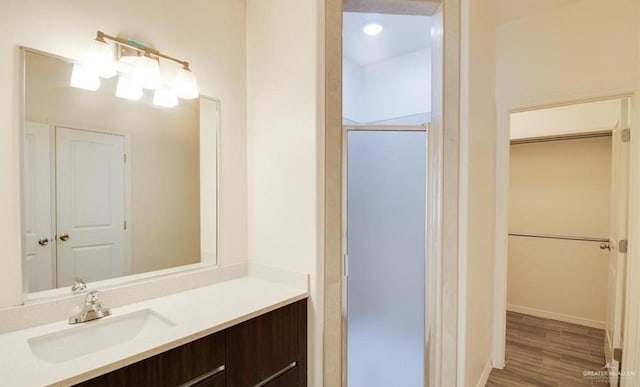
55,127,127,286
24,121,54,292
605,102,630,386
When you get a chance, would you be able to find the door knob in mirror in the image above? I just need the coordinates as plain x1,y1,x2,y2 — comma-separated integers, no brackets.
59,233,70,242
38,238,49,246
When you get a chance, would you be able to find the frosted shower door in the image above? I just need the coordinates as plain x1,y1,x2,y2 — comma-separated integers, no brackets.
346,130,426,387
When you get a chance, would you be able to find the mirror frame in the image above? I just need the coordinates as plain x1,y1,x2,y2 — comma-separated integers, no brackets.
19,46,221,303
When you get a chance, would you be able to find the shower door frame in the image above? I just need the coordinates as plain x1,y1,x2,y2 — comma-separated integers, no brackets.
325,2,457,386
341,123,429,386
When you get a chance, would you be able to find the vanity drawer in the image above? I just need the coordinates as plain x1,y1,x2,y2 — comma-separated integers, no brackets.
76,332,225,387
225,300,307,387
263,366,298,387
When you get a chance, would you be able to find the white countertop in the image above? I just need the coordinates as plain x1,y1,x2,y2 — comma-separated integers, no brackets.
0,276,308,387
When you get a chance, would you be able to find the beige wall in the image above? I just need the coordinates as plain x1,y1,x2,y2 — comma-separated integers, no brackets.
508,138,611,326
246,1,324,385
25,52,200,275
0,0,247,307
496,0,639,106
460,0,497,385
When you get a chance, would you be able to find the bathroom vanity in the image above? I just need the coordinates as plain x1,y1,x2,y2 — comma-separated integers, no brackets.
76,298,307,387
0,274,308,386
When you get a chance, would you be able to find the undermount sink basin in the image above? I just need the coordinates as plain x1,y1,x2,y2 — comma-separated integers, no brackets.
28,309,175,363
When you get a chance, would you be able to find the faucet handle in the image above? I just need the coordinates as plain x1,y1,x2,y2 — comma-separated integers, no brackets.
71,277,87,294
85,290,100,304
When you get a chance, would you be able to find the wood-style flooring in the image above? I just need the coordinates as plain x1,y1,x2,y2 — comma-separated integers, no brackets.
486,312,607,386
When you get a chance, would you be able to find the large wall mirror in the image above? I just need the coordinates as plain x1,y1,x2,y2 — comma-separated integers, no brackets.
21,48,218,296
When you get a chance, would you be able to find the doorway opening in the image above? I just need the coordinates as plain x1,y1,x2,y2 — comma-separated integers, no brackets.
342,9,431,387
491,97,631,386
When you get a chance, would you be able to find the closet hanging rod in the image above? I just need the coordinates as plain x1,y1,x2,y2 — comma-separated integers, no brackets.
508,232,609,243
510,130,611,145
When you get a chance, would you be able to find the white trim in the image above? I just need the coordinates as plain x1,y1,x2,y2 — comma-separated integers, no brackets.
25,262,218,302
507,304,606,330
343,123,427,131
622,92,640,385
458,0,470,382
475,360,493,387
492,91,634,369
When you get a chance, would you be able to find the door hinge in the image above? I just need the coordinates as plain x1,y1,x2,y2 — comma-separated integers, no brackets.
344,254,349,277
124,220,127,230
622,128,631,143
614,347,623,362
619,239,628,254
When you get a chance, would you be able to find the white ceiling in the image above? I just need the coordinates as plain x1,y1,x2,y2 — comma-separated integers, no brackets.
343,12,431,66
489,0,584,25
510,100,621,140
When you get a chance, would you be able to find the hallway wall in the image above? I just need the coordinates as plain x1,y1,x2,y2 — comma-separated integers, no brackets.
246,1,324,385
460,0,497,385
495,0,639,106
508,137,612,327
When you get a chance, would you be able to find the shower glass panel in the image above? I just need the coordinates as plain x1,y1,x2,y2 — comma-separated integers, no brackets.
346,130,426,387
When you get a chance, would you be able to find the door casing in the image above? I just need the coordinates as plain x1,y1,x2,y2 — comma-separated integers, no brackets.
492,93,635,371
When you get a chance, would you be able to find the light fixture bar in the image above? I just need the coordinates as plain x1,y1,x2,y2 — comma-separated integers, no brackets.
97,31,191,70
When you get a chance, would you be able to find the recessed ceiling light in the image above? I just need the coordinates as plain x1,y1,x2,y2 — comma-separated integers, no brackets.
363,23,383,36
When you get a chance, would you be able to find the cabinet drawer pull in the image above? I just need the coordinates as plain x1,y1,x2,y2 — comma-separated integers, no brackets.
179,364,225,387
253,361,297,387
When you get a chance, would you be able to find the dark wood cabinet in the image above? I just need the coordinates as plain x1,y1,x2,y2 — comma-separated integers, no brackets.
76,332,226,387
75,299,307,387
226,300,306,386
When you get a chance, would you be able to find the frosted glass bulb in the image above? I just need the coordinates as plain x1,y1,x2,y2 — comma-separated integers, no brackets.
133,55,161,90
153,87,179,108
84,40,116,78
173,68,198,100
116,75,143,100
70,64,100,91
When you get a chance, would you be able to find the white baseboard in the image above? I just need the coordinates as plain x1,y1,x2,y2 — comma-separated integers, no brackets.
476,360,493,387
507,304,605,329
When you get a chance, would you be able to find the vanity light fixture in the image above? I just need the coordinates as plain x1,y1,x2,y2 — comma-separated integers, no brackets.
70,30,199,107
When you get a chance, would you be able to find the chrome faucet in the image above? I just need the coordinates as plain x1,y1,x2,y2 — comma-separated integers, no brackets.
68,290,112,324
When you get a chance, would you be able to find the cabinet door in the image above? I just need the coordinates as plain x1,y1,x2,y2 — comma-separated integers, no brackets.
76,332,225,386
226,300,307,387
